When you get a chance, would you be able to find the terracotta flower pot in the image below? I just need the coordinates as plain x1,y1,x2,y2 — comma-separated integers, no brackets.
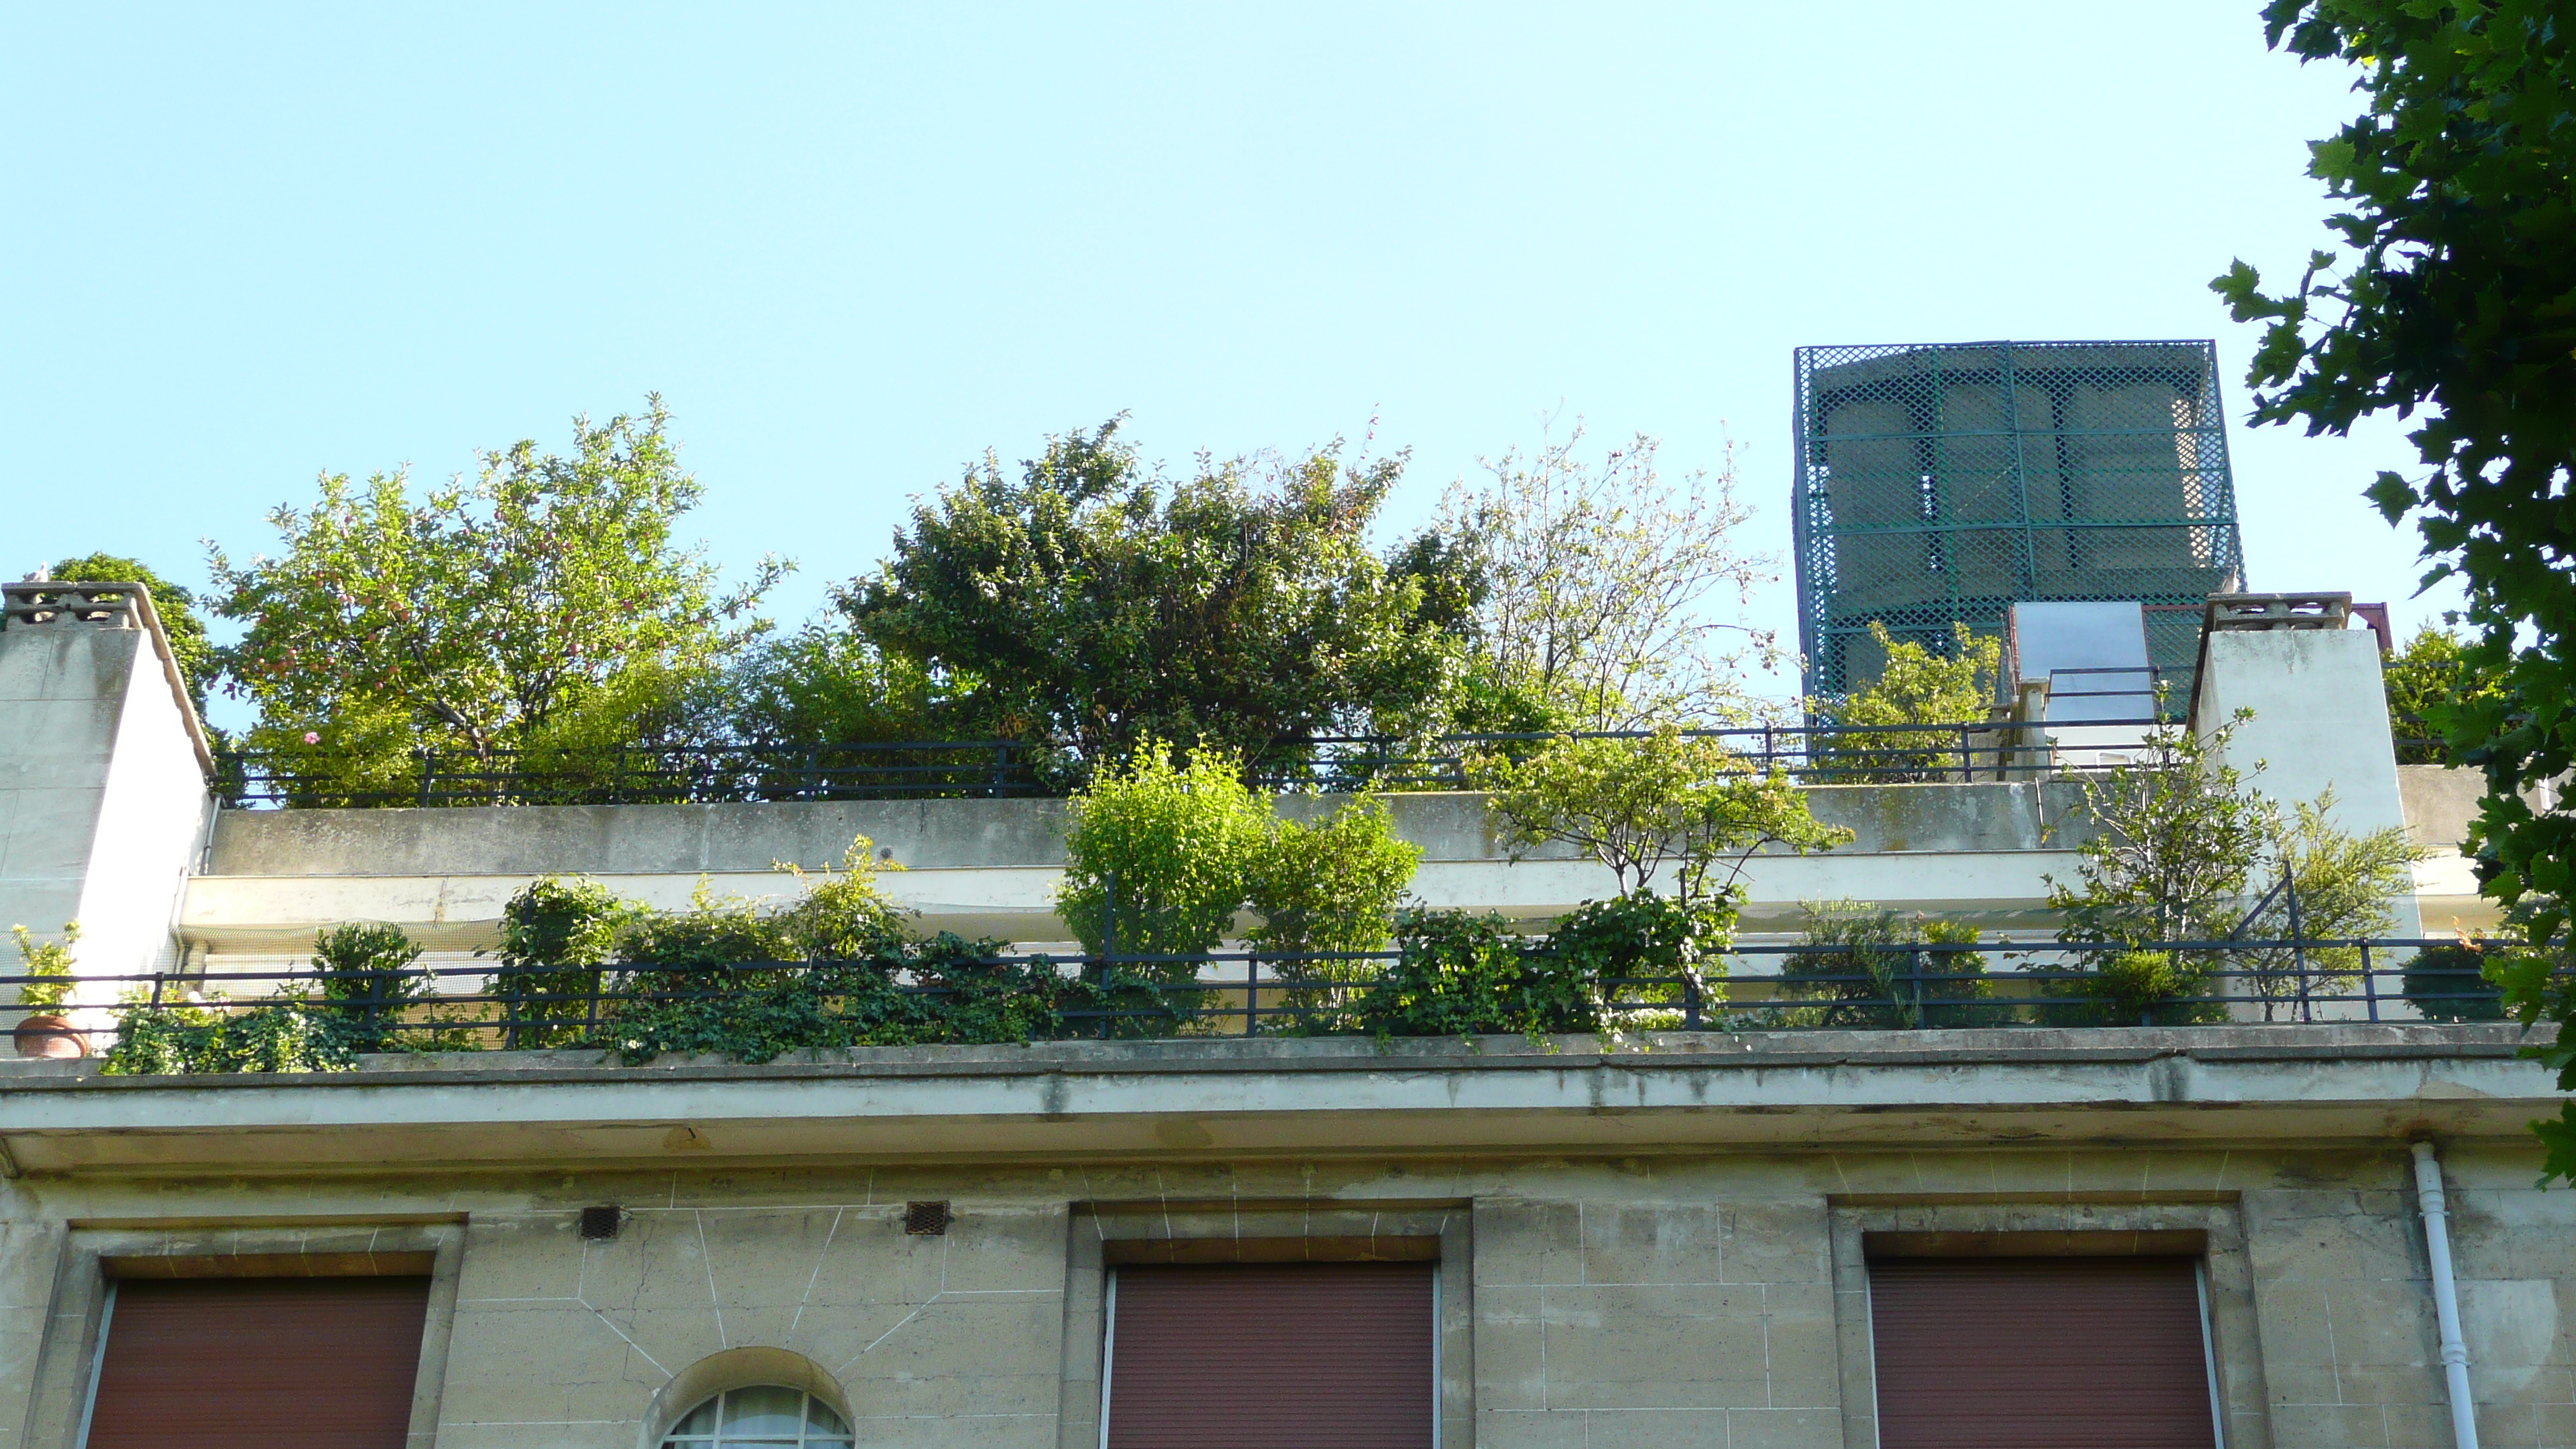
13,1013,89,1059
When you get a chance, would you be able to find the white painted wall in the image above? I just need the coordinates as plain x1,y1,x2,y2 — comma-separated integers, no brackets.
2193,626,2420,936
71,626,214,995
0,627,128,963
0,612,211,1015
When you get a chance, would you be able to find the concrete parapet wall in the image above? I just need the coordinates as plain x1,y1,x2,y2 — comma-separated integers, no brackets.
0,1023,2551,1173
204,782,2104,878
180,769,2485,949
184,783,2107,949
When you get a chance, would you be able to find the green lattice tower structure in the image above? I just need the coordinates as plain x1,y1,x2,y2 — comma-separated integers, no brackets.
1793,341,2246,714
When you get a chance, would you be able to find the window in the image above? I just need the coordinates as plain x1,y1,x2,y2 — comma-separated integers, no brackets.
83,1276,432,1449
1868,1255,2219,1448
1105,1261,1436,1449
661,1387,852,1449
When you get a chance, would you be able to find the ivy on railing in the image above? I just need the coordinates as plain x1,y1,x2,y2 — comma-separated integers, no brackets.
4,930,2540,1078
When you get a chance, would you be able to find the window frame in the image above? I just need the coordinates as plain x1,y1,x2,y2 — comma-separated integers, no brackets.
656,1385,853,1448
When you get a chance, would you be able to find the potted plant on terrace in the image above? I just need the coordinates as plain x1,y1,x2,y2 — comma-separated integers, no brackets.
11,922,87,1059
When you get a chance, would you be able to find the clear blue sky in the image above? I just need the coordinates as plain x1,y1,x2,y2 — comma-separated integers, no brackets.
2,3,2456,731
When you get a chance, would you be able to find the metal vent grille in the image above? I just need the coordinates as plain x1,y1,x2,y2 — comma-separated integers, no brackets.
1793,341,2245,713
578,1206,622,1242
905,1201,951,1236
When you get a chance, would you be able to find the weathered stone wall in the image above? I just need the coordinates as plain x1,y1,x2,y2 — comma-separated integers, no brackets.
2,1141,2570,1449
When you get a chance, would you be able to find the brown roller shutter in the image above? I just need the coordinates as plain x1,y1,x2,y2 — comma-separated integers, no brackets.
1869,1255,2216,1449
1107,1262,1434,1449
84,1276,432,1449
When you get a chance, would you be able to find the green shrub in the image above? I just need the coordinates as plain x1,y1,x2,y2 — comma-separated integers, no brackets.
1815,623,2003,782
494,876,630,1048
1057,742,1423,1020
1779,903,1998,1029
101,998,226,1075
1346,909,1595,1040
1246,798,1421,958
2403,942,2509,1023
596,844,1164,1062
774,838,913,961
10,922,77,1011
101,992,355,1076
311,922,431,1053
2036,947,2229,1027
1056,741,1273,967
1546,890,1737,1029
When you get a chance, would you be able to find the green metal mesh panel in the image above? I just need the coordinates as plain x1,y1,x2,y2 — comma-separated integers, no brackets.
1793,341,2245,713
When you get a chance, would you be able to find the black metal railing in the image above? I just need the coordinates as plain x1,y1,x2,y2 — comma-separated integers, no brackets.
3,938,2527,1068
212,718,2175,809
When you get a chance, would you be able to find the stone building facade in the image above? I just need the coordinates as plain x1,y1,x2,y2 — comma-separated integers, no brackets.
2,582,2567,1449
2,1029,2569,1449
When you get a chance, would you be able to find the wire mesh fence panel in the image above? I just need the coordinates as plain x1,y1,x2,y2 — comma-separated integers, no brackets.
1793,341,2245,714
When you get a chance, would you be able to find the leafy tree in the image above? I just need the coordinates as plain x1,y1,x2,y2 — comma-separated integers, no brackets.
845,418,1452,767
1818,622,2004,781
49,553,218,716
1434,422,1771,728
2039,718,2418,1020
728,625,952,746
2218,6,2576,1160
2381,625,2505,765
211,398,784,786
2045,715,2280,945
1472,726,1849,904
2211,2,2574,966
2040,716,2279,1022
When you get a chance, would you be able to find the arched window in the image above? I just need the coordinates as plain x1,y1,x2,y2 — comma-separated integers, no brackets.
659,1386,853,1448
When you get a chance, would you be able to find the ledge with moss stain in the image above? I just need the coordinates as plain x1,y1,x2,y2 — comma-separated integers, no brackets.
0,1023,2554,1177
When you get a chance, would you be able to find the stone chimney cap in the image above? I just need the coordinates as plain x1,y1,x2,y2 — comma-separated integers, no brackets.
2203,592,2353,632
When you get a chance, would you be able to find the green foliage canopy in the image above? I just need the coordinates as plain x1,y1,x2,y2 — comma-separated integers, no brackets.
2212,2,2575,955
2213,1,2576,1171
2380,625,2506,765
846,419,1452,766
211,399,783,777
1473,726,1849,903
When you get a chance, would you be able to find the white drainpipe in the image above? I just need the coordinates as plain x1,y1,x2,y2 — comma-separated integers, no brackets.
2411,1139,2480,1449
